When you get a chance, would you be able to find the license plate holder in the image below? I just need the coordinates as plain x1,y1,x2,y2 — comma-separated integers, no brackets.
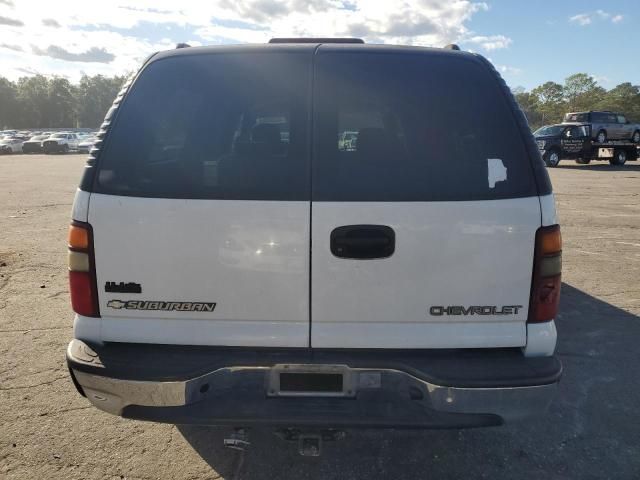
267,364,355,398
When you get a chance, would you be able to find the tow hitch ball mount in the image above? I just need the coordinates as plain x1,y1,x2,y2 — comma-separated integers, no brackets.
275,428,347,456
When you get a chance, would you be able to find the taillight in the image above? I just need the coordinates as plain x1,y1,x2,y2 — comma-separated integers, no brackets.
529,225,562,323
68,221,99,317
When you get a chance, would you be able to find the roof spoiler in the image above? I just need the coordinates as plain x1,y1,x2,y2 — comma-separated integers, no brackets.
268,38,364,44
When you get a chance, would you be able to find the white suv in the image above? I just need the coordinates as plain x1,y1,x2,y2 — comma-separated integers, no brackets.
43,132,79,153
66,39,562,433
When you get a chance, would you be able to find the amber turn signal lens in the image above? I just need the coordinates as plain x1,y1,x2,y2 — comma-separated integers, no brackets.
68,224,89,250
540,226,562,254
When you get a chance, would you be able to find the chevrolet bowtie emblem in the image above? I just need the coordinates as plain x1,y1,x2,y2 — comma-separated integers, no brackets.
106,300,127,309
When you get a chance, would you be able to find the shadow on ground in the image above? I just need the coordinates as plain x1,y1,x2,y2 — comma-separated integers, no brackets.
553,162,640,171
178,283,640,479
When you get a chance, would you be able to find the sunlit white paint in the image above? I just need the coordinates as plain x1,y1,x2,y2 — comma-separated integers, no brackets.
539,193,557,226
311,197,541,348
71,188,90,222
87,194,309,347
523,320,557,357
74,314,101,343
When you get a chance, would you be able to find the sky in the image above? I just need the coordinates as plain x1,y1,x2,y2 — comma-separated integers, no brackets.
0,0,637,91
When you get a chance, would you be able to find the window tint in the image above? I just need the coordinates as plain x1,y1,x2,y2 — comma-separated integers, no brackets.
617,115,626,124
312,53,536,201
606,114,617,123
95,53,311,200
592,112,606,122
565,113,588,122
564,126,587,138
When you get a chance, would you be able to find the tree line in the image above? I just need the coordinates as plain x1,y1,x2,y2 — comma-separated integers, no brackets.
0,74,127,130
513,73,640,130
0,72,638,131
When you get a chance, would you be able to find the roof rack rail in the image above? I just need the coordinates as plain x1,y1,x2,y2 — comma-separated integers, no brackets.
175,43,191,49
443,44,461,51
268,37,364,44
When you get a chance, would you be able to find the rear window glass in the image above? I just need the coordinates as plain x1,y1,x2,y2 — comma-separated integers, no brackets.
564,113,588,122
312,52,536,201
95,53,310,200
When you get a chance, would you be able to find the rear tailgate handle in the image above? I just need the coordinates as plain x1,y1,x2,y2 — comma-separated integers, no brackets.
330,225,395,259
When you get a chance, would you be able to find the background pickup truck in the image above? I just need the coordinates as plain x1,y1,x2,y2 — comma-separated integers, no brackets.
563,111,640,143
42,132,80,153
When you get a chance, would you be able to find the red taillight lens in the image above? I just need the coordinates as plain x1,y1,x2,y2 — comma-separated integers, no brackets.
69,271,98,316
529,225,562,323
68,221,99,317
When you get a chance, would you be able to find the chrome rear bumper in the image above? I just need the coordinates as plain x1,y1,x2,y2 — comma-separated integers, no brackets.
67,340,560,427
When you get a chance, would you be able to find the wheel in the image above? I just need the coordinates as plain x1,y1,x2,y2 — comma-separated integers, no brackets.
575,158,591,164
63,144,69,154
544,149,561,167
596,130,607,143
609,149,627,166
632,130,640,143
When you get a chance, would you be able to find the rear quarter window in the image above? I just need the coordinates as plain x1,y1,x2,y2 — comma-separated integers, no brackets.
94,52,311,200
312,51,538,201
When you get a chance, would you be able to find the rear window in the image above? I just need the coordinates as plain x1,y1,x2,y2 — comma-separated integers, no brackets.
564,113,588,122
312,52,537,201
94,53,311,200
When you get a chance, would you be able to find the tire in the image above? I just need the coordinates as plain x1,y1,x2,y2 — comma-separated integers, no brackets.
62,144,69,154
575,158,591,165
544,149,561,167
596,130,607,144
632,130,640,143
610,149,627,166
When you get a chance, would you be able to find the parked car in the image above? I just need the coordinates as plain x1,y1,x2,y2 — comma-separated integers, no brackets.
563,111,640,143
76,136,97,153
66,40,562,440
21,135,50,153
0,136,24,154
43,132,80,153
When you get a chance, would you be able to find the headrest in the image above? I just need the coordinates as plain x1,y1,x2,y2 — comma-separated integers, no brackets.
251,123,281,146
355,127,394,160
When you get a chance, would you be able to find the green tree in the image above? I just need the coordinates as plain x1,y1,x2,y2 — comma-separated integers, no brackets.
45,77,76,128
596,82,640,121
76,74,127,128
0,77,18,129
512,87,543,129
531,81,565,125
15,75,50,128
563,73,605,112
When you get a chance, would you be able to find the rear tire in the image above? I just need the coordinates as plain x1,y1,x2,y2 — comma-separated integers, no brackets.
575,158,591,165
610,149,627,166
63,144,69,154
596,130,607,144
544,149,561,167
632,130,640,143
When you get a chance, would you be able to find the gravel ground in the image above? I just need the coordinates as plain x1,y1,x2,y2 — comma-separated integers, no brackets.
0,154,639,479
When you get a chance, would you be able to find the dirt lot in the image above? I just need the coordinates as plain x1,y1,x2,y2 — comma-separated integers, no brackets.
1,154,639,479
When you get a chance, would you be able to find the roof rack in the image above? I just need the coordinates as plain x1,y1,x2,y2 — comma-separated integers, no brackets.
443,44,461,51
175,43,191,49
268,38,364,44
